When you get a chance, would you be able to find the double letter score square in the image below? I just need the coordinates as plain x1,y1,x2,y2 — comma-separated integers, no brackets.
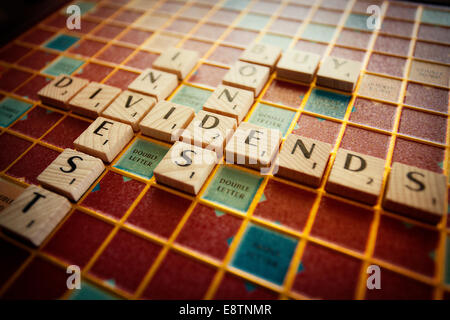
154,141,217,195
37,149,105,202
74,117,134,163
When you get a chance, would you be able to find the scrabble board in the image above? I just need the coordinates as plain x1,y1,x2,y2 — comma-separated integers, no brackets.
0,0,449,301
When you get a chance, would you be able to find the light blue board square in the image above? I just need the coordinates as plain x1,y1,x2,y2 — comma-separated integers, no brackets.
301,23,336,43
64,1,96,15
304,88,351,120
231,223,297,285
42,56,85,76
170,85,212,113
0,98,33,128
345,13,371,31
44,34,80,51
238,13,270,31
202,165,263,213
223,0,251,10
69,282,119,300
248,103,296,137
421,9,450,27
114,139,168,179
260,33,293,51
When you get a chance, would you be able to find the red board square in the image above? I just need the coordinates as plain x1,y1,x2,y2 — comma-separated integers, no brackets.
14,75,51,101
366,267,433,299
18,50,57,71
44,14,66,29
399,108,447,144
340,126,391,159
0,44,32,63
75,63,114,82
193,23,227,41
113,9,143,23
208,45,243,66
188,64,228,88
0,133,32,171
310,196,374,252
251,1,280,15
10,106,62,139
214,273,277,299
175,204,242,260
69,39,105,57
292,243,362,299
418,25,450,44
208,9,239,25
294,40,328,55
119,29,153,46
42,116,92,149
293,114,341,144
374,35,410,56
0,69,33,92
126,186,191,239
224,29,258,46
125,51,159,70
97,45,134,64
72,19,99,34
253,180,316,231
6,144,59,185
155,1,184,14
392,138,445,173
385,3,416,21
404,82,448,114
81,171,145,220
336,29,371,50
87,5,117,19
349,98,396,131
414,41,450,64
262,79,308,109
279,4,310,20
89,230,161,293
312,9,342,25
374,215,439,277
367,53,406,77
269,18,302,36
0,238,29,287
104,69,138,90
20,28,55,45
43,210,113,268
3,257,68,300
330,46,366,62
94,23,125,40
142,251,216,299
165,19,197,35
380,19,414,38
182,39,212,57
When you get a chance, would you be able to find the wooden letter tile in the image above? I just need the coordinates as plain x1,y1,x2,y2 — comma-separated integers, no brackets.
223,61,270,96
239,42,282,71
0,177,25,213
203,84,254,123
225,122,282,171
383,162,447,224
69,82,122,118
128,68,178,101
0,185,71,246
152,47,199,80
153,141,216,195
180,110,237,154
102,90,156,131
275,134,332,187
38,74,88,110
37,149,105,201
326,149,385,205
316,56,362,92
73,116,133,163
276,49,321,83
139,100,195,142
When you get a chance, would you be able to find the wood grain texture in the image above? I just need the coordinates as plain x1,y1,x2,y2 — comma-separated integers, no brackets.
326,149,385,205
275,134,331,187
128,68,178,101
180,110,237,153
0,177,25,213
0,185,71,246
102,90,156,131
383,162,447,224
37,148,105,201
152,47,199,80
38,74,88,110
139,100,195,142
240,42,282,71
153,141,216,195
203,84,254,123
276,49,321,83
222,61,270,96
69,82,121,118
225,122,282,171
316,56,361,92
73,116,133,163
